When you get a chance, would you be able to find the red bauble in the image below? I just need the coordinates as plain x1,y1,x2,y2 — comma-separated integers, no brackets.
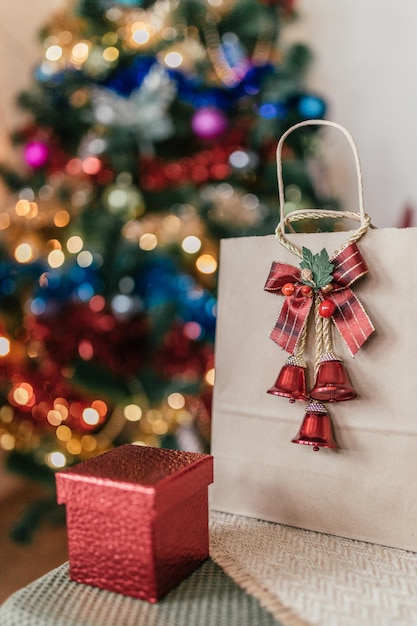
319,300,336,318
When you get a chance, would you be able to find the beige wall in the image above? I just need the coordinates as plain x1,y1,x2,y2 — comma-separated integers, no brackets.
0,0,64,157
285,0,417,227
1,0,416,227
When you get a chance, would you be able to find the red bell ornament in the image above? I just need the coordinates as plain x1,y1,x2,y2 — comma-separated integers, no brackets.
291,403,337,451
267,356,309,403
309,355,357,402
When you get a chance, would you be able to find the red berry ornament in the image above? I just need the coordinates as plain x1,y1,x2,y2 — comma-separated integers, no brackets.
319,300,336,318
282,283,295,296
301,285,313,297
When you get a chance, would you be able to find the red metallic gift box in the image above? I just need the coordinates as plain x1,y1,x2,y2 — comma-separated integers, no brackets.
55,444,213,602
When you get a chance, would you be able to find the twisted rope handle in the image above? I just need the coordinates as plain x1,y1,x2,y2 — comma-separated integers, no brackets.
275,119,372,258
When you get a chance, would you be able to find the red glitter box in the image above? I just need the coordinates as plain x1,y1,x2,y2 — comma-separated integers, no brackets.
55,444,213,602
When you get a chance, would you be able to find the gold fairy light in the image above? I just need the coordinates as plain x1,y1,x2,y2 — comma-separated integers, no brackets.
47,410,63,426
48,249,65,268
202,22,239,87
0,406,13,423
0,337,11,357
77,250,93,267
80,435,97,452
47,239,62,251
105,7,123,22
0,433,16,451
66,439,82,455
123,0,172,49
162,215,181,234
14,243,34,263
202,7,276,87
205,368,215,385
71,41,91,66
151,420,168,435
167,393,185,410
102,46,119,62
146,409,163,423
162,51,183,68
54,399,69,421
82,408,100,426
15,199,37,217
196,253,217,274
102,32,118,46
175,409,193,425
54,210,71,227
0,213,10,230
46,451,67,469
45,44,63,62
56,425,72,442
130,21,152,46
181,235,202,254
67,235,83,253
123,404,143,422
139,233,158,251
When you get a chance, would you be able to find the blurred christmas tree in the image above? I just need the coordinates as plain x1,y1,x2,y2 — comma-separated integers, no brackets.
0,0,332,482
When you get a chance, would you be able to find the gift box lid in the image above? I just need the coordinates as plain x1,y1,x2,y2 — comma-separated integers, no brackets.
56,444,213,516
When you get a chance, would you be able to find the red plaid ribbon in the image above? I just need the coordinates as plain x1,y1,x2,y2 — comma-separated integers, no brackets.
264,243,374,356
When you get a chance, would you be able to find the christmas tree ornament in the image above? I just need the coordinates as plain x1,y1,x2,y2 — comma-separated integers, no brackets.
103,173,145,219
191,106,228,139
265,120,375,450
291,402,337,451
267,355,309,403
24,141,49,168
90,64,176,150
309,354,357,403
296,93,327,119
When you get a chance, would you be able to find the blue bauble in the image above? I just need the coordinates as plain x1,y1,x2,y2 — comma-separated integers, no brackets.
297,94,326,119
102,56,156,96
177,278,217,338
135,256,179,307
257,101,287,120
239,64,273,96
34,264,100,304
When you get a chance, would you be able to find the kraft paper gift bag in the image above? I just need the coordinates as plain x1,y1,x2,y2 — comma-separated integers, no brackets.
211,120,417,551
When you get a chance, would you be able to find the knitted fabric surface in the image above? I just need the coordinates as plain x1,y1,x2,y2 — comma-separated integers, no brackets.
209,511,417,626
0,555,280,626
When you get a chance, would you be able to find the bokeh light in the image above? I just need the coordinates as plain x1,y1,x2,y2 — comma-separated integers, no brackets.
195,253,217,274
14,243,34,263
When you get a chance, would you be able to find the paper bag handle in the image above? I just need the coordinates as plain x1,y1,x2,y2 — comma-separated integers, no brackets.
276,119,371,256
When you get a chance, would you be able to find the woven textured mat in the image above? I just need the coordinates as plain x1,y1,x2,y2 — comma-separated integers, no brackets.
209,511,417,626
0,557,281,626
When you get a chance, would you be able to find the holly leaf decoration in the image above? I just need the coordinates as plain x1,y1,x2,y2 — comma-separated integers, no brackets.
300,247,334,289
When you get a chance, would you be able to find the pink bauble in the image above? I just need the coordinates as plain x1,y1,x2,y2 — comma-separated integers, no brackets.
191,107,228,139
24,141,49,168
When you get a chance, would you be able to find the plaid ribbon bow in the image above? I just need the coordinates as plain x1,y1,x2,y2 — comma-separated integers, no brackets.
264,242,374,356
